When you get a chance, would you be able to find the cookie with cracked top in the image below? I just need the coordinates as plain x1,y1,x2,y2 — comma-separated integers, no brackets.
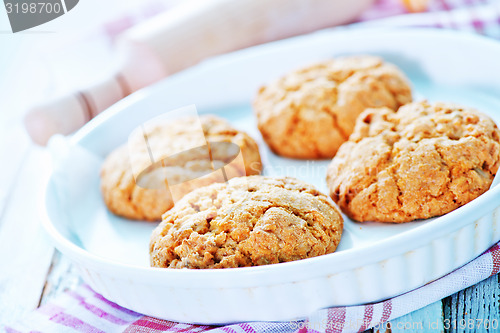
253,56,412,159
100,115,262,221
326,101,500,223
150,176,343,268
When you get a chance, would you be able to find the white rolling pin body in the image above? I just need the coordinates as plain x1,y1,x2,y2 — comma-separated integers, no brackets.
25,0,373,145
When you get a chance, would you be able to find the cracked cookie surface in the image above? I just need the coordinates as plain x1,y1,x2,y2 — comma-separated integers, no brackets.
253,56,412,159
100,115,262,221
150,176,343,268
326,101,500,223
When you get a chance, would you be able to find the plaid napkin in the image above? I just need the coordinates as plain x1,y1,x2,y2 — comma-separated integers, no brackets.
5,0,500,332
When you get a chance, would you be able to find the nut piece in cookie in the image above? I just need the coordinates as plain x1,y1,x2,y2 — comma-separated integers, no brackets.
253,56,412,159
100,115,262,221
150,176,343,268
326,101,500,223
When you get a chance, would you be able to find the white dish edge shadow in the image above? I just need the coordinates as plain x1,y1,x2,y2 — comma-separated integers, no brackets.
41,28,500,324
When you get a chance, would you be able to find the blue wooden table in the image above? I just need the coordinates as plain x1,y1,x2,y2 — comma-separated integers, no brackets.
370,275,500,332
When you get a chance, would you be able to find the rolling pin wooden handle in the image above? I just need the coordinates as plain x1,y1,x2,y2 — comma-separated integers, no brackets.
24,75,125,146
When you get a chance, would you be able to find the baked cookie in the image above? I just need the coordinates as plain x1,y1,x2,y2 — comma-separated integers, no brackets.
101,115,262,221
253,56,412,159
150,176,343,268
326,101,500,223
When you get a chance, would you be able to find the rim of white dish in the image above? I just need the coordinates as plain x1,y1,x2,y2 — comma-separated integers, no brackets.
41,27,500,288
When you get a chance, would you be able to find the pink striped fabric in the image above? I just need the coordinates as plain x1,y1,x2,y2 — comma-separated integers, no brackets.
4,0,500,332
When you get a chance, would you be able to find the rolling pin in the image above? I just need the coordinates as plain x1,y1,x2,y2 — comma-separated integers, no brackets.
25,0,373,145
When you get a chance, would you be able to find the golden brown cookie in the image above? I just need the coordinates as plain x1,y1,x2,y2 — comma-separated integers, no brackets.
253,56,412,159
326,101,500,223
150,176,343,268
101,115,262,221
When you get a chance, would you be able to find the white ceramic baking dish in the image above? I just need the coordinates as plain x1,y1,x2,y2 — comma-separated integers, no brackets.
42,28,500,324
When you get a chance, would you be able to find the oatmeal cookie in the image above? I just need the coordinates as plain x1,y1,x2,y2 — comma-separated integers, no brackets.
150,176,343,268
326,101,500,223
101,115,262,221
253,56,412,159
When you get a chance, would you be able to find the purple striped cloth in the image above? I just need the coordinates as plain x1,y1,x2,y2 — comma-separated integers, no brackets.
5,0,500,332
